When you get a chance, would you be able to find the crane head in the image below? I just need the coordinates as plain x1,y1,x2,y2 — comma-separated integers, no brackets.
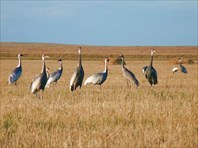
18,53,24,58
42,54,50,60
46,67,50,71
57,59,62,62
78,47,82,54
105,58,109,62
151,49,155,55
119,54,124,59
178,59,182,64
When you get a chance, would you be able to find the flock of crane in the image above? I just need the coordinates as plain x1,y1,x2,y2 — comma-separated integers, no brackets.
7,47,188,98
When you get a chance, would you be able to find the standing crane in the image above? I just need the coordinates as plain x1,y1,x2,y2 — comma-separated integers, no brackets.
30,54,50,98
70,47,84,91
145,49,158,86
46,59,63,88
84,58,109,86
8,53,24,85
120,55,139,88
179,63,187,74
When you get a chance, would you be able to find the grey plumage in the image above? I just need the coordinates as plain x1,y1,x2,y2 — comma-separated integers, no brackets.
120,55,139,88
179,63,187,74
30,54,49,98
70,47,84,91
8,53,24,85
84,58,109,86
145,49,158,86
46,59,63,87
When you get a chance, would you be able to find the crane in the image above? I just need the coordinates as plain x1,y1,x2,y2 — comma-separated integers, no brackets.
29,54,50,98
179,63,187,74
70,47,84,91
172,67,179,74
8,53,24,85
120,55,139,88
144,49,158,86
84,58,109,86
46,59,63,88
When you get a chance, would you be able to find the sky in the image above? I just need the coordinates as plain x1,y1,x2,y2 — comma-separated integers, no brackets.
1,1,197,46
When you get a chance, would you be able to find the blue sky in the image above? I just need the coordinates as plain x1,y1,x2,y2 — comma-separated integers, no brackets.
1,1,197,46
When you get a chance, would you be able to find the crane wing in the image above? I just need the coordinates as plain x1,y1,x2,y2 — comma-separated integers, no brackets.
30,74,41,94
84,72,104,85
70,65,84,91
8,66,22,84
180,65,187,74
46,69,62,86
125,68,139,87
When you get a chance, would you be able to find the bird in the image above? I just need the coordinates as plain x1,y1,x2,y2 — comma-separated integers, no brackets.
144,49,158,86
179,63,187,74
69,47,84,91
84,58,109,86
142,66,148,75
172,67,179,74
30,54,50,98
46,67,51,79
46,59,63,88
120,55,139,88
8,53,24,85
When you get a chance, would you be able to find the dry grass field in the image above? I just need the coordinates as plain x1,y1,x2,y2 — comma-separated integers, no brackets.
1,42,197,61
0,43,198,147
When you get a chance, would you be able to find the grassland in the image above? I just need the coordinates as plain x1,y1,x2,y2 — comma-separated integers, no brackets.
1,42,197,61
0,43,198,147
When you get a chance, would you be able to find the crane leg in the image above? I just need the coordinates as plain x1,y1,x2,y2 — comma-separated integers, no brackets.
35,92,39,99
41,91,44,99
99,85,102,92
126,80,129,87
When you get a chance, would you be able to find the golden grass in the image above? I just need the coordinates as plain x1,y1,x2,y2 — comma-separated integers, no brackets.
1,42,197,61
0,59,197,147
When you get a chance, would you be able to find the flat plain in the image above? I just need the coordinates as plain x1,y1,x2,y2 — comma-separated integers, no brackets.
0,43,197,147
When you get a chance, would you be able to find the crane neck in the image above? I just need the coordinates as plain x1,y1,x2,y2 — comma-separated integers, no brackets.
78,52,82,66
121,58,125,69
41,58,46,74
104,61,108,73
150,54,154,66
59,61,63,70
17,55,21,67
